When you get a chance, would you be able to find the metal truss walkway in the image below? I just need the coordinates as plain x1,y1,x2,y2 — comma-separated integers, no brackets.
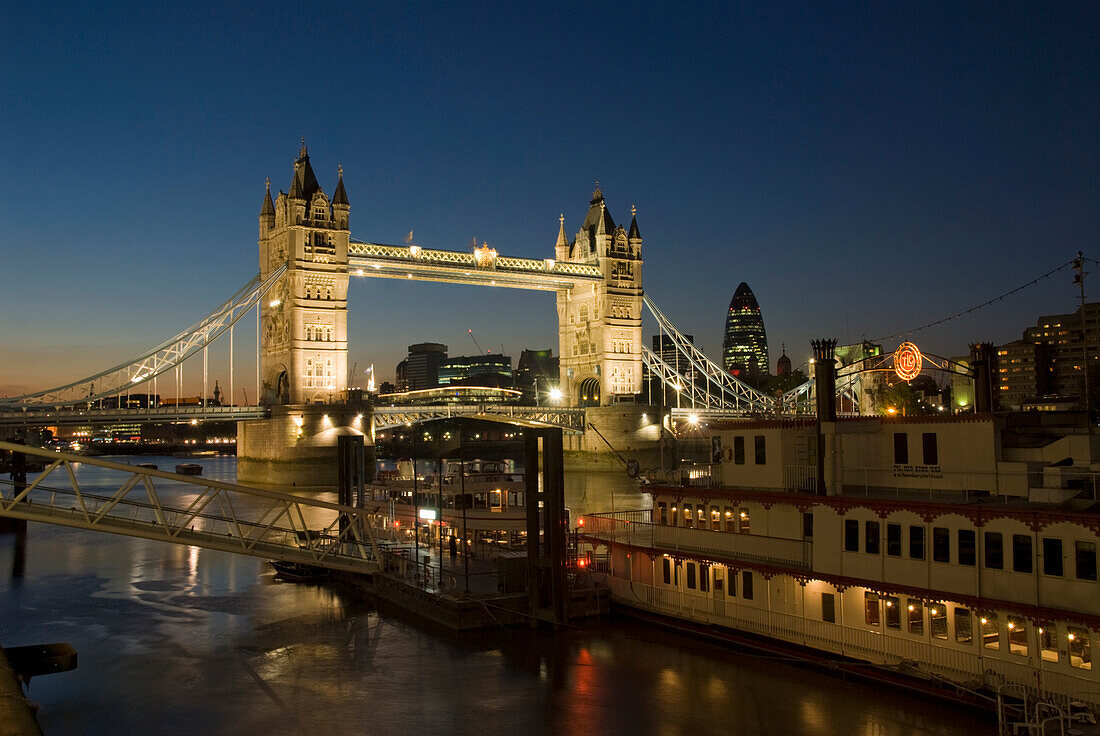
0,405,269,427
372,405,586,432
0,441,381,574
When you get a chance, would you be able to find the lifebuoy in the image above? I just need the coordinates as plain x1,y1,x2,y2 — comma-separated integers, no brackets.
447,575,457,590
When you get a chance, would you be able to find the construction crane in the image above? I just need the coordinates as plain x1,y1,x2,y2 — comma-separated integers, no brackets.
467,329,486,355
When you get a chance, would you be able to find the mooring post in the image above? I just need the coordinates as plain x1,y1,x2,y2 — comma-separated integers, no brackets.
524,430,543,623
337,435,364,537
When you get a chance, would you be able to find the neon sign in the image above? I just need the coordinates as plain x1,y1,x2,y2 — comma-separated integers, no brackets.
893,341,923,381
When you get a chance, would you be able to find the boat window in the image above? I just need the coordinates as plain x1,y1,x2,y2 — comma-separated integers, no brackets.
909,526,925,560
754,435,766,465
886,523,901,556
922,432,938,465
662,558,671,584
682,505,691,527
1007,616,1028,656
1040,627,1058,663
1068,628,1092,670
1042,537,1063,576
907,600,924,635
658,502,668,525
932,527,950,563
696,505,705,526
982,614,1000,650
710,506,721,531
700,564,710,592
724,507,736,533
509,491,521,507
893,432,908,464
984,532,1003,569
803,513,814,539
955,608,973,644
864,592,881,626
738,509,750,534
733,436,745,464
1076,541,1097,581
884,596,900,629
727,568,737,597
865,521,880,555
844,520,859,552
490,490,503,510
930,603,948,639
821,592,835,623
686,563,696,590
742,571,753,600
1013,535,1033,573
958,529,976,566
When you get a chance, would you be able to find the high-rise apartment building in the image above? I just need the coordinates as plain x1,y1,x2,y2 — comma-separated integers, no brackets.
395,343,448,391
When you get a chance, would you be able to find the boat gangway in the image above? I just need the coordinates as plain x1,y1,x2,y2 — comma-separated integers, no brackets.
0,441,381,574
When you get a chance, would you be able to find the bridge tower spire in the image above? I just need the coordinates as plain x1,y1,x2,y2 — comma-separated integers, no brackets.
257,143,350,404
555,184,643,406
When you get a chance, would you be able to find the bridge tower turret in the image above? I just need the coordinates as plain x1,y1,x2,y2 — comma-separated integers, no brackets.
555,185,643,406
257,141,350,405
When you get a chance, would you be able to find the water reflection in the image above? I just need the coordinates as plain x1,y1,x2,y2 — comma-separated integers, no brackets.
0,456,994,735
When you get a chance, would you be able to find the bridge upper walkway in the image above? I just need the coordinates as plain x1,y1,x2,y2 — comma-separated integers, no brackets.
0,441,381,574
348,241,603,290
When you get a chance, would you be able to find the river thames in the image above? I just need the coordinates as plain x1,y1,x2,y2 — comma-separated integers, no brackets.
0,455,995,735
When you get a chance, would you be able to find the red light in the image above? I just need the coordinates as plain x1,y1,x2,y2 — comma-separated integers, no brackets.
578,558,587,567
577,517,585,527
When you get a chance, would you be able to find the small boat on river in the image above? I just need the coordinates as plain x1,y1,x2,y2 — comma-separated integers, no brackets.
174,463,202,475
270,560,330,582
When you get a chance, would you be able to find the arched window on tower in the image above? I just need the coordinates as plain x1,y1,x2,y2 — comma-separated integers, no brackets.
579,305,589,323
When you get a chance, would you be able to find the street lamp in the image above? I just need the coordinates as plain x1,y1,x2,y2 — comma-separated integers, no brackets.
549,387,563,404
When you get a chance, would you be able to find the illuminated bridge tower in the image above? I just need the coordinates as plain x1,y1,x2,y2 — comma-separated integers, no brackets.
258,142,350,404
555,185,643,406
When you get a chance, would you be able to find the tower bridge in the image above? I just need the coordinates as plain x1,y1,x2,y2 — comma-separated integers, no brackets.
2,142,837,481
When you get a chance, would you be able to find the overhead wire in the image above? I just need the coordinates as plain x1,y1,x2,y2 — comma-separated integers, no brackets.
870,256,1080,343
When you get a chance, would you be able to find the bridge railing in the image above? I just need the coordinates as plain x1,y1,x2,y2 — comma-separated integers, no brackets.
0,405,270,426
0,441,381,573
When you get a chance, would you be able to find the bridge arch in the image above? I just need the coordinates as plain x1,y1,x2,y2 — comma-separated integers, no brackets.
577,376,601,407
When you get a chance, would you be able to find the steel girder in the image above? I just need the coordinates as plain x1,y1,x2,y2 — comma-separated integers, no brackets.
0,440,381,573
372,405,587,432
642,295,774,412
2,266,286,410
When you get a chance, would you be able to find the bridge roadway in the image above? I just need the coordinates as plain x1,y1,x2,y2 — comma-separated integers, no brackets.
0,404,591,432
0,441,382,574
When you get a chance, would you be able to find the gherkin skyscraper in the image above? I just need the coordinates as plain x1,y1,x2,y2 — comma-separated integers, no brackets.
722,282,769,378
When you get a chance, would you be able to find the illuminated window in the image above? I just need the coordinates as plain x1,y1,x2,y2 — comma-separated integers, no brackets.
864,592,881,626
884,596,900,629
710,506,721,531
724,507,735,533
1040,627,1058,662
738,508,750,534
907,599,924,635
930,603,948,639
1069,628,1092,670
955,608,973,644
982,614,1000,650
657,502,667,525
1007,616,1028,656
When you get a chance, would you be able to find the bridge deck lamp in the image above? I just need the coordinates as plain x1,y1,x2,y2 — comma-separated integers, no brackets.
549,388,563,403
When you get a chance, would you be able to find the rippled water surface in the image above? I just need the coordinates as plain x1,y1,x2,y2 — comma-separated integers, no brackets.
0,456,995,735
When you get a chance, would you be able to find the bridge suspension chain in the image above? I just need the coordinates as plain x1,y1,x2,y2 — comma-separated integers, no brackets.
2,265,287,409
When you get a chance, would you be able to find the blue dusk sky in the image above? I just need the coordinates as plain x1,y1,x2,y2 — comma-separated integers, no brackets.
1,2,1098,397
